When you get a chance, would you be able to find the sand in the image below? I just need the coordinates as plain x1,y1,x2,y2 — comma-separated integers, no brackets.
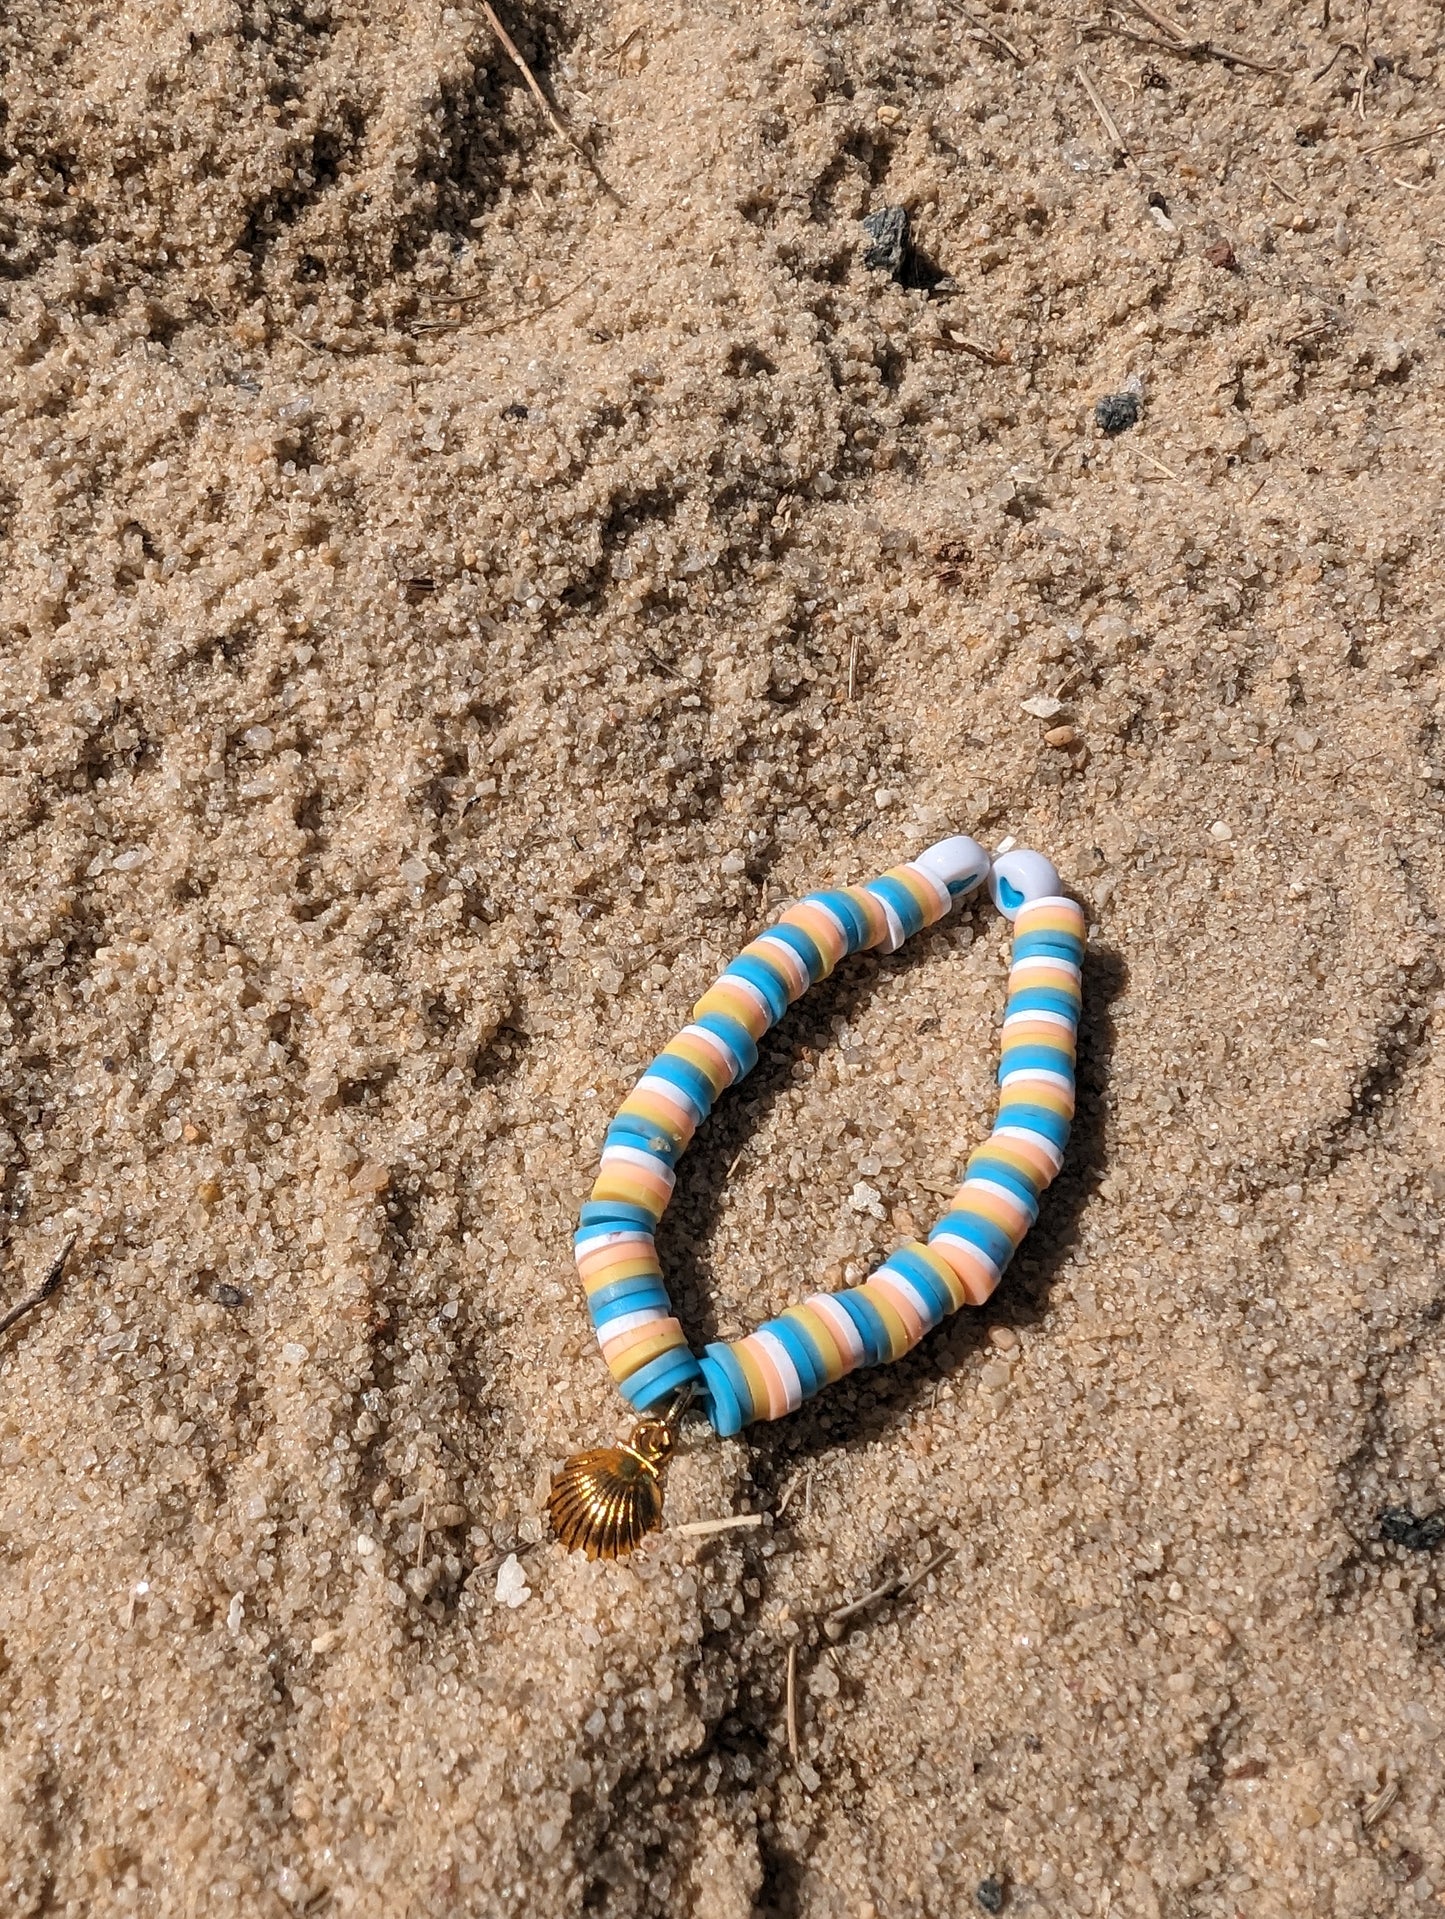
1,1,1443,1913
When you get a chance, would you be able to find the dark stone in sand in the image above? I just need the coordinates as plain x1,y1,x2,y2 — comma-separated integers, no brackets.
1094,390,1141,434
861,205,910,279
1379,1507,1445,1552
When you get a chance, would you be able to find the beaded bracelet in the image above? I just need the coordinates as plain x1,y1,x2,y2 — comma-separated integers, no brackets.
547,836,1085,1559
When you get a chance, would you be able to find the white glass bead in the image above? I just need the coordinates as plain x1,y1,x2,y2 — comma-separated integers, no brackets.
989,847,1060,919
914,834,990,899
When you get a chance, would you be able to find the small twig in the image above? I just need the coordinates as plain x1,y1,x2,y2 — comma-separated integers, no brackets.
480,2,582,157
1361,1776,1398,1830
944,1,1025,62
413,271,593,337
1084,10,1284,76
1132,447,1179,480
1075,62,1133,165
1263,169,1301,205
418,288,492,314
1284,319,1335,345
965,23,1025,63
847,633,859,702
0,1236,76,1341
934,330,1003,364
1311,37,1362,82
825,1574,901,1636
605,24,643,65
479,2,622,202
823,1546,952,1639
644,645,684,681
1126,0,1187,39
673,1512,765,1539
785,1644,799,1764
893,1547,953,1602
415,1497,429,1570
1353,0,1372,116
1360,122,1444,157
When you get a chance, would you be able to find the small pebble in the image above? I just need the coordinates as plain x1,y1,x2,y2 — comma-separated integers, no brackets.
1209,820,1234,841
1094,391,1141,435
987,1326,1019,1351
1204,238,1238,270
809,1664,840,1700
496,1552,532,1608
1044,724,1077,748
215,1282,247,1309
276,1867,308,1907
976,1877,1006,1914
1021,694,1064,720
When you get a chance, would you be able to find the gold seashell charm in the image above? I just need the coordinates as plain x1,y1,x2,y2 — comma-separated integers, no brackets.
547,1416,676,1560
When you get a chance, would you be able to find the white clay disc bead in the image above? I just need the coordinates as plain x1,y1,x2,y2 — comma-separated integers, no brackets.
913,835,990,901
988,847,1061,919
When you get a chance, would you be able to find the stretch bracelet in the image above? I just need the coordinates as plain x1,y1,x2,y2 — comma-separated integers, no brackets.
547,835,1085,1559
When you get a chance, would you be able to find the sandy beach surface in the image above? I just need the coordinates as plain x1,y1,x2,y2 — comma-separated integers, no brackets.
2,2,1443,1913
